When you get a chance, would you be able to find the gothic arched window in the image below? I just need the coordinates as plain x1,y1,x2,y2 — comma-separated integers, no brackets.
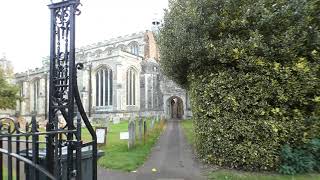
20,82,24,97
130,43,139,55
95,67,113,107
126,68,137,105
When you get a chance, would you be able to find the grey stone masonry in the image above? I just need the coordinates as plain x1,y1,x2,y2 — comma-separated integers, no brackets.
150,117,155,129
13,31,192,123
138,116,143,141
128,119,136,149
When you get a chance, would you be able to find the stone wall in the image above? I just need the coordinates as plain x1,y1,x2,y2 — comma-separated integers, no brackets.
13,31,192,122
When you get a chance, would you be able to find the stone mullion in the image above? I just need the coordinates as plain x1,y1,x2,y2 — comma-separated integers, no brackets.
133,71,136,105
129,70,132,105
107,69,111,106
100,70,103,107
95,73,99,106
97,71,101,107
126,71,128,105
102,69,106,107
109,70,113,105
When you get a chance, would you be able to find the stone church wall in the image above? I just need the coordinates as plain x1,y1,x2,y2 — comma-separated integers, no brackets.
13,31,192,123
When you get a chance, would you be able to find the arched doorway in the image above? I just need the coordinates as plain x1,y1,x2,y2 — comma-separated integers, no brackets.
167,96,184,119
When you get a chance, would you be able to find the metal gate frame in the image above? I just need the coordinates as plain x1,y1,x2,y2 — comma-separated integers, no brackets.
0,0,98,180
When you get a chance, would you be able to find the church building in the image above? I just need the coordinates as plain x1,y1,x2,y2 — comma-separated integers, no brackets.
14,24,191,123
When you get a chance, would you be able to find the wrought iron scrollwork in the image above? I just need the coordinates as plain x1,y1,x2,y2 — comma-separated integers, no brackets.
0,1,98,180
0,117,17,135
48,1,98,180
50,1,82,119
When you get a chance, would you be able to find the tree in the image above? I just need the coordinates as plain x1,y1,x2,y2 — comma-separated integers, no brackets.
159,0,320,171
159,0,320,88
0,69,19,109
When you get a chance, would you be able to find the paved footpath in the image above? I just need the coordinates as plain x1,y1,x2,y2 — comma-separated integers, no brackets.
98,120,206,180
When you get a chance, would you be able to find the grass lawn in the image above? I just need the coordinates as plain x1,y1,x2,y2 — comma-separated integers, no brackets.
180,120,320,180
180,119,195,145
82,119,165,171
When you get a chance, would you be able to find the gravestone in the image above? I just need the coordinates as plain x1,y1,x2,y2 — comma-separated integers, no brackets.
151,117,155,129
144,119,147,138
94,117,109,127
102,116,109,127
128,120,135,149
138,116,143,140
113,117,120,124
17,117,27,130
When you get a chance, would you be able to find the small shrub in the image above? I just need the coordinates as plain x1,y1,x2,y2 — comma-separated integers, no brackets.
309,139,320,171
279,138,320,175
279,145,315,174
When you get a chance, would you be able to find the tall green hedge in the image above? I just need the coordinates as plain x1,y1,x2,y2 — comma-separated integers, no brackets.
189,69,320,171
159,0,320,171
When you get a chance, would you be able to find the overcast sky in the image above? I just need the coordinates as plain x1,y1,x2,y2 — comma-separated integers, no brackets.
0,0,168,73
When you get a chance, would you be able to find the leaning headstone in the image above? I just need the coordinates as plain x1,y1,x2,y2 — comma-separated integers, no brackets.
128,120,135,149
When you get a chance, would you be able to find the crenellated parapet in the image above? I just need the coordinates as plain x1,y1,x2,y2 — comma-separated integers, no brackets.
75,31,146,62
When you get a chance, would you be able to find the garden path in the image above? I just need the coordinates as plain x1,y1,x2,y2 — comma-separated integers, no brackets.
98,120,205,180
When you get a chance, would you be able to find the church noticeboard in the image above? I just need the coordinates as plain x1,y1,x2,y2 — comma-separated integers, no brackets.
95,127,107,145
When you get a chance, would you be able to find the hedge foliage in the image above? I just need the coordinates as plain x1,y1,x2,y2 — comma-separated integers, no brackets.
279,139,320,175
159,0,320,171
189,69,320,171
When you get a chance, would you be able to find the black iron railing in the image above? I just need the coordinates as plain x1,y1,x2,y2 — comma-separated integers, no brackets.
0,0,98,179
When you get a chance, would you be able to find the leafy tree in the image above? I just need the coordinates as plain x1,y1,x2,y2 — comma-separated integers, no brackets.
159,0,320,88
0,69,19,109
159,0,320,171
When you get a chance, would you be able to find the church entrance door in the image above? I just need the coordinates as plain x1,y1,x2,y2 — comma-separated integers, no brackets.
169,96,184,119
